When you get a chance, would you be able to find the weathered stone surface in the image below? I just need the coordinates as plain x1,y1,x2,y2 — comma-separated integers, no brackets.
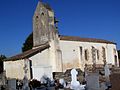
86,73,100,90
0,72,6,86
8,79,16,90
33,1,55,47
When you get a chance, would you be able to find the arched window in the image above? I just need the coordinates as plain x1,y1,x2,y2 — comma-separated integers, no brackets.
114,55,118,66
79,46,83,61
113,48,116,55
35,16,39,29
91,46,96,64
85,49,89,61
102,47,106,62
97,50,99,60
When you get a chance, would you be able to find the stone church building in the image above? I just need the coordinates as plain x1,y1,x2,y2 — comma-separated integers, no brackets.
4,1,119,80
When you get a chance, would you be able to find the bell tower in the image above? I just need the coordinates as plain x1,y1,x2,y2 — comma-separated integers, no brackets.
33,1,56,47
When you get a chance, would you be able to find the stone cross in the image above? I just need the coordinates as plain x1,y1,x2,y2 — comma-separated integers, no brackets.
104,63,111,88
70,68,80,90
23,59,29,90
71,69,78,82
84,64,88,81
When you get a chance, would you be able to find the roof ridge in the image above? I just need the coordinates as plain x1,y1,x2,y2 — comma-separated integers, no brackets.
59,35,116,44
5,43,50,61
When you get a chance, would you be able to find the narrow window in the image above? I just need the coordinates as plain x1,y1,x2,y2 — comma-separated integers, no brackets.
114,55,118,66
113,49,116,55
79,47,83,61
80,47,82,55
85,49,88,61
97,50,99,60
102,47,106,62
35,16,39,29
92,46,96,64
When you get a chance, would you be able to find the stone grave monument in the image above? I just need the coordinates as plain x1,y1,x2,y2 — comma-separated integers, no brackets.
86,72,100,90
8,79,16,90
23,59,29,90
70,68,80,90
70,68,85,90
104,63,111,87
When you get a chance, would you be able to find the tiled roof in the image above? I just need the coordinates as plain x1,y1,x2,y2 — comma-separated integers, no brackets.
60,35,116,44
5,43,50,61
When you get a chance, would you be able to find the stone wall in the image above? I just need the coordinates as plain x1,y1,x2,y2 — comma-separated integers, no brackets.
60,40,118,71
4,60,30,80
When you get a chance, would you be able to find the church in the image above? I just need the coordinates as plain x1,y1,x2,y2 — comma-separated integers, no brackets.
4,1,119,80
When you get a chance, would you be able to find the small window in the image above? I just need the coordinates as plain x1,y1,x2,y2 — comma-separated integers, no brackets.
113,49,116,54
114,55,117,66
91,46,96,60
41,12,44,16
85,49,89,61
97,50,99,60
79,46,83,61
102,47,106,62
36,16,39,18
80,47,82,55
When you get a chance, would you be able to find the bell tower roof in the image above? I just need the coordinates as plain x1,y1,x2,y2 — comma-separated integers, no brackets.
35,0,53,13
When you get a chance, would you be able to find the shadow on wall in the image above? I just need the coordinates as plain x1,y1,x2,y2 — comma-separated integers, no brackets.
119,59,120,67
0,61,3,74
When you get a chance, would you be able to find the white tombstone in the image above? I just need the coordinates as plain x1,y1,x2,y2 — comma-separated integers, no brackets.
70,68,80,90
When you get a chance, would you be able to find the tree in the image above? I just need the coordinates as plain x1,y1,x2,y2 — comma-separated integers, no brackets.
22,33,33,52
0,54,6,73
0,54,6,61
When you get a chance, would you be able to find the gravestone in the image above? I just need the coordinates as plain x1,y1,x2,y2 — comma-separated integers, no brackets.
23,59,30,90
70,68,80,90
8,79,16,90
86,72,100,90
70,69,85,90
104,64,111,87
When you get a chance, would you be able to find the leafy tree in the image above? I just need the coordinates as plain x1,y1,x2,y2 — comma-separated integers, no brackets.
0,54,6,73
0,54,6,61
22,33,33,52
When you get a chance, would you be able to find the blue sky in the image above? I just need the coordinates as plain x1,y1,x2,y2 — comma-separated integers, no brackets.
0,0,120,57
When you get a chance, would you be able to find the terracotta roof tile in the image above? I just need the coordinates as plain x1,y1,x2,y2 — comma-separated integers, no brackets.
60,35,116,44
5,43,50,61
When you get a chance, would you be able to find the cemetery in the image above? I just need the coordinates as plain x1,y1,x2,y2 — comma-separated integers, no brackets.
1,1,120,90
1,62,120,90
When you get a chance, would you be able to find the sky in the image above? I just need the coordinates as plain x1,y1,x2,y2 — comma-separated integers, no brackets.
0,0,120,57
